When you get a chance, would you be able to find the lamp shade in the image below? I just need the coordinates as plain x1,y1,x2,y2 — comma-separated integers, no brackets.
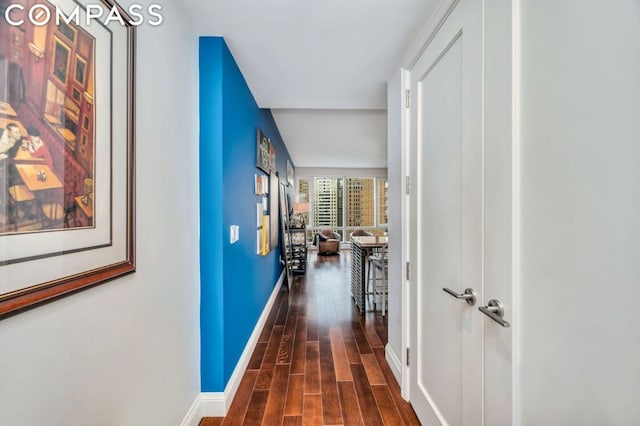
293,202,309,213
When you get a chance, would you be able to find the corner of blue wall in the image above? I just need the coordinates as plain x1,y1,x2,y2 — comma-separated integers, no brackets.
199,36,225,391
199,36,296,392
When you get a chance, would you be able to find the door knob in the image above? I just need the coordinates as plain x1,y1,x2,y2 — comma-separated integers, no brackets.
479,299,510,327
442,287,477,306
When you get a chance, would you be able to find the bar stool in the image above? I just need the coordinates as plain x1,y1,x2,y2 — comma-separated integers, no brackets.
369,242,388,315
351,229,375,302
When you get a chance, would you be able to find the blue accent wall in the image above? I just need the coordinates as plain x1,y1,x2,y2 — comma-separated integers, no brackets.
199,37,294,392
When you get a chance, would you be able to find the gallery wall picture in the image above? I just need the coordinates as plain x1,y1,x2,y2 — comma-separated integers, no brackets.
269,172,279,250
256,129,270,173
286,160,294,186
269,142,276,172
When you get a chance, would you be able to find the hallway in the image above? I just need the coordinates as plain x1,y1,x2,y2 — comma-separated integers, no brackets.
201,251,419,425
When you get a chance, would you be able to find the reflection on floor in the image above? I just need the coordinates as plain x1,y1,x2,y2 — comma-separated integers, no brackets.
200,250,419,426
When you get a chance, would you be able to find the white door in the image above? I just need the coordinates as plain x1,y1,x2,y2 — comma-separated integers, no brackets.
407,0,513,424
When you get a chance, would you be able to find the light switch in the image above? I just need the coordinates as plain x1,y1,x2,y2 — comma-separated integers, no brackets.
230,225,240,244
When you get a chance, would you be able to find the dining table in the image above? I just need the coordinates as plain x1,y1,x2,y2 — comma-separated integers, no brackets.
14,146,45,162
350,235,388,314
74,195,94,225
14,164,63,192
0,101,18,118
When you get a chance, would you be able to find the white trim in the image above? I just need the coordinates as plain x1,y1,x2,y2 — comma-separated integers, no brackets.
180,270,286,422
400,67,411,402
401,0,461,69
385,343,403,387
200,392,227,418
180,394,202,426
216,269,286,415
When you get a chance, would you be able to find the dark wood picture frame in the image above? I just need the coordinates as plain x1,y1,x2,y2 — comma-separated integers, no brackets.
269,172,279,250
256,128,270,173
0,0,136,319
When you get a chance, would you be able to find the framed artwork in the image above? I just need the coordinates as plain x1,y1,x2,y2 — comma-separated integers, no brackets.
256,129,270,173
286,160,294,187
0,0,136,318
269,172,279,250
269,142,276,172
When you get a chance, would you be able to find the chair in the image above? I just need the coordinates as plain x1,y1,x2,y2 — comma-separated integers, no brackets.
350,229,375,297
350,228,373,238
317,230,341,255
41,202,66,229
7,184,36,229
41,192,76,229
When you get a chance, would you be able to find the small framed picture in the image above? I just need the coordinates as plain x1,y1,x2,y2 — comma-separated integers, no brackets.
256,129,270,173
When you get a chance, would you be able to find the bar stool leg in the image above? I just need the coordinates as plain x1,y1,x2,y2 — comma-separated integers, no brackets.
381,264,387,317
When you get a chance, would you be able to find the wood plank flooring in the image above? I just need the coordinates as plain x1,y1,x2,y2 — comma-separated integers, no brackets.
200,251,420,426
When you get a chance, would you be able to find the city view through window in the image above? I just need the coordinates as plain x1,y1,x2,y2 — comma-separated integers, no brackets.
296,177,388,242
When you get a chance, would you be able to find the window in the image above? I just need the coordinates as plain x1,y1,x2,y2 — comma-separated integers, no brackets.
378,178,388,225
299,175,387,243
346,178,375,227
296,178,310,225
312,177,343,227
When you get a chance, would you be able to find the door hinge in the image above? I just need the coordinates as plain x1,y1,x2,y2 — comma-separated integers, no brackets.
405,89,411,108
406,347,410,366
406,261,410,281
405,175,410,195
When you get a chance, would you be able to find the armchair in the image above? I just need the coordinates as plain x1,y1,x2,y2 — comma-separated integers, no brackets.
350,229,373,239
317,229,341,255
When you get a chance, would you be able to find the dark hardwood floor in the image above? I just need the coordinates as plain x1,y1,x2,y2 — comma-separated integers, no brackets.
200,251,420,426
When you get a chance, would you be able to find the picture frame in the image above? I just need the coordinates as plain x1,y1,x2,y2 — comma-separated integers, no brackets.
286,159,294,187
269,172,279,249
268,142,276,172
256,128,270,173
0,0,136,318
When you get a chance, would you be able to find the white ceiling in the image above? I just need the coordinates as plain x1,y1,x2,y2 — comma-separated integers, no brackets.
179,0,440,167
272,109,388,168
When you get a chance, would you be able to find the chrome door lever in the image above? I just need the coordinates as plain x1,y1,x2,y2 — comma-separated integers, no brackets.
442,287,477,306
479,299,510,327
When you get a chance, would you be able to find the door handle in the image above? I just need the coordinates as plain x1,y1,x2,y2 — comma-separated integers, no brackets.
479,299,510,328
442,287,477,306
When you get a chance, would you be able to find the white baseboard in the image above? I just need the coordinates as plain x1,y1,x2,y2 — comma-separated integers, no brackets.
200,392,227,417
385,343,403,385
180,394,202,426
181,270,285,423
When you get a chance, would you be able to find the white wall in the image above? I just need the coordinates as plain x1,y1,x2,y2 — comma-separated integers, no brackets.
295,167,387,179
0,2,201,425
385,69,404,382
519,1,640,424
